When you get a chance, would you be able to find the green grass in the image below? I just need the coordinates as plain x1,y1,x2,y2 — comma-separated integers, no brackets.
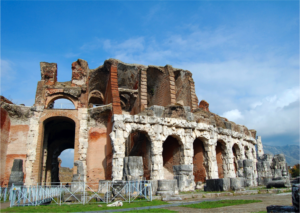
2,200,168,212
116,209,177,213
181,199,262,209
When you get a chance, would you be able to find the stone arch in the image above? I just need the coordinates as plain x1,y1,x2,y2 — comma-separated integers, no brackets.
162,134,184,179
45,94,78,109
88,90,104,108
30,110,80,185
125,130,152,180
232,143,241,174
193,137,208,182
215,140,228,179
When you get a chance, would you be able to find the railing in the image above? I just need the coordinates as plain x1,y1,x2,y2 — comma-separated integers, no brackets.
0,187,11,202
7,180,152,207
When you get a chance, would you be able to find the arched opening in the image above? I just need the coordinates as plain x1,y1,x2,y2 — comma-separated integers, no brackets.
232,144,241,175
125,131,151,180
193,138,207,182
162,136,182,179
216,140,226,179
41,117,75,185
49,98,75,109
57,149,74,184
88,90,104,108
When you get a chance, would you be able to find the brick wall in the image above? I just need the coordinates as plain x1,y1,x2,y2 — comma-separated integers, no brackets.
0,108,10,186
87,127,107,182
216,142,224,179
193,138,206,182
31,110,79,184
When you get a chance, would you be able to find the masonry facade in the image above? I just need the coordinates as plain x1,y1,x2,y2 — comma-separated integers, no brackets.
1,59,261,190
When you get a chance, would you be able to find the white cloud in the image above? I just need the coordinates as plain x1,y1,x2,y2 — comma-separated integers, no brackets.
222,109,244,122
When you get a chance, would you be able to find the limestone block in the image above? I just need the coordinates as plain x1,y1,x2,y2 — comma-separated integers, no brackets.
123,114,133,123
139,115,147,124
156,180,176,196
112,114,123,122
115,129,124,139
133,115,139,123
148,116,158,124
153,124,162,134
205,178,231,191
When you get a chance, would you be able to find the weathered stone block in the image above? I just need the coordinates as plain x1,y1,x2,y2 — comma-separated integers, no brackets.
156,180,176,196
205,178,231,191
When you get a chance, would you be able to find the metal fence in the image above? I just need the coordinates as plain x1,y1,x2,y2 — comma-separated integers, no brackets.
0,187,11,202
6,180,152,207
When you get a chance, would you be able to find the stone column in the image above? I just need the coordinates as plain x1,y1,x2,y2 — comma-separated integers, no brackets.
150,140,164,180
78,108,89,183
204,143,218,179
183,131,194,166
257,136,264,157
224,144,236,178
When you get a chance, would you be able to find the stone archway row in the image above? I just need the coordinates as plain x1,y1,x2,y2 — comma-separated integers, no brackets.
110,114,257,182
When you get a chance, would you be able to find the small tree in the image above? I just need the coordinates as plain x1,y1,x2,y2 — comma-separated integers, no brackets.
291,164,300,178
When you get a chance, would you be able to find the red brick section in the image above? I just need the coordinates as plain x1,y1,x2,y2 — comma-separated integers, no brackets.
110,65,122,115
163,136,181,174
216,141,224,179
193,138,206,182
0,108,10,186
34,81,45,106
3,154,26,187
199,100,210,112
140,68,147,111
167,66,176,105
40,62,57,86
189,76,198,111
31,110,80,184
0,96,13,104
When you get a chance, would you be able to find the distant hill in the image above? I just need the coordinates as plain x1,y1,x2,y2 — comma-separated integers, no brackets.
263,144,300,166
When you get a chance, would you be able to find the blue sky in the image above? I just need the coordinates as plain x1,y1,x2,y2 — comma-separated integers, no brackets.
1,1,299,167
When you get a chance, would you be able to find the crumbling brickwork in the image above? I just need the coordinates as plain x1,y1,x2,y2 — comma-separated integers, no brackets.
1,58,283,193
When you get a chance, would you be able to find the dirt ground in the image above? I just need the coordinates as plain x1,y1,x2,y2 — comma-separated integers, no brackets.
162,193,293,213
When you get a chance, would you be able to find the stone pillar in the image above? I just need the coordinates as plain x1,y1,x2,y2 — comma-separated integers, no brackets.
123,156,143,181
257,136,264,157
189,76,198,111
40,62,57,86
183,132,194,166
71,59,89,86
151,140,164,180
204,143,218,179
78,108,88,183
25,107,43,186
224,145,236,178
173,165,194,191
139,68,147,111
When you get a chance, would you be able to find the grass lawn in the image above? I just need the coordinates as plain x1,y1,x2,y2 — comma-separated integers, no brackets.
2,200,168,212
116,209,177,213
181,199,262,209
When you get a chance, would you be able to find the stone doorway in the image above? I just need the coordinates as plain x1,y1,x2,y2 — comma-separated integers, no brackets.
193,138,207,182
41,117,75,185
162,136,183,179
232,144,241,175
125,131,151,180
216,140,226,179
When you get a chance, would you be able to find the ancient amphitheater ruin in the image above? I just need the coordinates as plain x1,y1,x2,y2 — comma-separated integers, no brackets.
0,59,290,193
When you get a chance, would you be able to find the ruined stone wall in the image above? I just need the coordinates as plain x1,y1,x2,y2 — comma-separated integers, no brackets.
1,58,261,190
0,108,10,185
109,112,257,182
